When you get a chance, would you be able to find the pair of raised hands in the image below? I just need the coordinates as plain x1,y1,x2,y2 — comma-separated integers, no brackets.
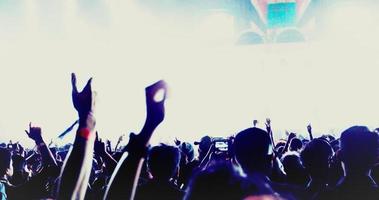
94,132,112,155
71,73,167,145
253,118,272,129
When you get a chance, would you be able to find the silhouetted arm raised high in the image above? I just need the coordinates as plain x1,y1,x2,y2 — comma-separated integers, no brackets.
104,80,167,200
57,73,96,200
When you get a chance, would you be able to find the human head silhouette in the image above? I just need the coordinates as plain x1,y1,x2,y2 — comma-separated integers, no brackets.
301,139,333,181
339,126,378,174
233,128,273,174
194,136,212,160
289,138,303,152
185,162,258,200
180,142,195,163
282,152,308,185
147,144,181,181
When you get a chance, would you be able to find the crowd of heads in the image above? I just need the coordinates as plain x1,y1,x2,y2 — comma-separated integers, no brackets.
0,75,378,200
1,123,378,200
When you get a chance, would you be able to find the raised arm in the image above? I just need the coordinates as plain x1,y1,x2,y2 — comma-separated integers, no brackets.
104,80,167,200
281,132,296,155
307,123,314,140
265,118,275,147
25,123,57,167
57,73,96,200
114,134,125,152
94,132,118,175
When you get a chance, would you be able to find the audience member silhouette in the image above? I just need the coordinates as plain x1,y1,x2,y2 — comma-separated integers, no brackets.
316,126,379,200
300,139,334,199
289,138,303,152
281,153,309,186
233,127,303,199
185,162,264,200
135,144,184,200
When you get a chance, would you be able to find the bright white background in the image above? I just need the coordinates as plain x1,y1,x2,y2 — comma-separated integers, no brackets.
0,0,379,147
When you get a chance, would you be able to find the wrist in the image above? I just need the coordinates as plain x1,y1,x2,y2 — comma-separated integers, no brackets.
34,138,44,144
36,141,46,148
76,127,95,142
79,112,96,131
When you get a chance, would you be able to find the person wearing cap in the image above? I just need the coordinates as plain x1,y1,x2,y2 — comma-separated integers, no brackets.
194,135,213,162
177,136,213,189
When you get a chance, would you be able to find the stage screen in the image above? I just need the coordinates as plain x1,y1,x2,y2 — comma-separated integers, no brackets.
267,2,297,28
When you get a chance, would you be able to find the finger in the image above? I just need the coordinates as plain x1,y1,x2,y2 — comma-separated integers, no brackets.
71,73,78,94
25,130,29,135
84,77,93,92
96,131,99,141
29,122,32,129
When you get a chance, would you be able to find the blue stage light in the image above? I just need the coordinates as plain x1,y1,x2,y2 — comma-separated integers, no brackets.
267,2,297,28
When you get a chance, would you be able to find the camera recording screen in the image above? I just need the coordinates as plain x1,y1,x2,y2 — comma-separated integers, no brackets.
215,141,228,151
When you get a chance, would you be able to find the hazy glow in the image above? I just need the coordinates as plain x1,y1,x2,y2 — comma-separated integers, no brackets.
0,0,379,147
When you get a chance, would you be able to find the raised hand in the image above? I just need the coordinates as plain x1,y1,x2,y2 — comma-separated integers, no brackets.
104,80,168,200
265,118,271,132
307,123,313,140
106,140,112,153
94,132,107,156
281,132,297,154
253,120,258,127
118,135,124,143
25,123,57,166
174,137,181,146
71,73,96,131
57,73,97,200
48,139,53,147
145,80,167,128
288,132,296,140
285,130,290,136
25,122,43,143
114,134,125,152
307,124,312,134
265,118,276,148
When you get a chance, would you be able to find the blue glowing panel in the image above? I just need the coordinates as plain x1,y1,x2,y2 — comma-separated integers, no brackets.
267,2,297,28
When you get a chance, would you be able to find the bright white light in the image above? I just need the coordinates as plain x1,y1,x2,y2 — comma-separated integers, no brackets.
324,2,379,44
0,0,379,148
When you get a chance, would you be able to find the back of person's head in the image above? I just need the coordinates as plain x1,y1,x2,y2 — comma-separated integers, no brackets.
330,139,340,152
282,152,304,175
275,141,286,150
340,126,378,173
0,148,13,177
301,139,333,179
195,136,212,159
147,143,181,180
234,128,273,174
12,154,26,172
185,162,258,200
180,142,195,163
289,138,303,152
